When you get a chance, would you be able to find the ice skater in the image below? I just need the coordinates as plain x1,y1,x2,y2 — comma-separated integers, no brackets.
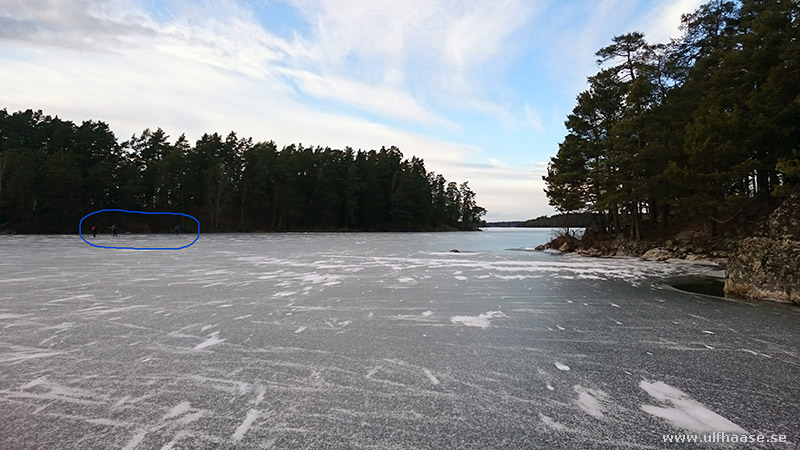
174,224,181,235
91,225,97,238
112,224,118,237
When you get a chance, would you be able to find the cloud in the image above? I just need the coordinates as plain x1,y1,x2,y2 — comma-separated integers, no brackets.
524,104,544,131
286,0,541,112
281,68,456,128
640,0,706,43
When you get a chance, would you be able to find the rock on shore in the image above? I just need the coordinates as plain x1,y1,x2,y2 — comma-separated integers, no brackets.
724,195,800,305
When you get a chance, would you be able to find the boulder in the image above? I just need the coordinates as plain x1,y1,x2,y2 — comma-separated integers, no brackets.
724,194,800,305
640,247,672,261
724,237,800,304
578,247,604,257
550,235,579,253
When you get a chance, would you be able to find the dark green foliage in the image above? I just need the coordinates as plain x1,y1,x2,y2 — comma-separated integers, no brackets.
544,0,800,238
0,109,485,232
520,212,597,228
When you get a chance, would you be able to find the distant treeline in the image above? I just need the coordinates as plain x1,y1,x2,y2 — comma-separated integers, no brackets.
544,0,800,239
521,212,596,228
0,109,486,233
483,212,596,228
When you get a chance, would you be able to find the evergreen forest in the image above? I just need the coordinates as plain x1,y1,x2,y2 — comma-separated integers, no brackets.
0,110,485,233
544,0,800,239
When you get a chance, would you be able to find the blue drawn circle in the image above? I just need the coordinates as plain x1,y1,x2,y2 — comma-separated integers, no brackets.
79,209,200,250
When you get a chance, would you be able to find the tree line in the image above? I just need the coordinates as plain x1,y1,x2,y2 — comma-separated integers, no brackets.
0,109,486,233
544,0,800,239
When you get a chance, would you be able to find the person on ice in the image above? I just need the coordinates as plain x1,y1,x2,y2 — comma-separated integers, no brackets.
174,224,181,235
112,224,118,237
91,225,97,238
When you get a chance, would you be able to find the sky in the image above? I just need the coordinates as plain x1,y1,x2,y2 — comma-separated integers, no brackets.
0,0,705,221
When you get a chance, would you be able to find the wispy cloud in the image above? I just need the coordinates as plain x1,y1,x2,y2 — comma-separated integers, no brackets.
641,0,706,43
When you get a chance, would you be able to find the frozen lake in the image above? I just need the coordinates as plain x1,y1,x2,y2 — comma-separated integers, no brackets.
1,229,799,449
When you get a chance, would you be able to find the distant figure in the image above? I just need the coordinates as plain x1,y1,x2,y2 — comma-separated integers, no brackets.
174,224,181,235
91,225,97,238
112,224,118,237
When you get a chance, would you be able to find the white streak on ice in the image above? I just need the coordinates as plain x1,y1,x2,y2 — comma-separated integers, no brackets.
640,380,746,433
539,413,570,431
252,384,266,405
294,326,307,334
555,363,570,371
121,429,147,450
0,313,30,319
740,349,771,358
193,332,225,351
0,347,63,364
423,369,440,385
232,409,261,442
163,401,191,419
450,311,506,329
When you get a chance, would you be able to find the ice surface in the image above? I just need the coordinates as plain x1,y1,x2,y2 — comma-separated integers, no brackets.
0,230,798,449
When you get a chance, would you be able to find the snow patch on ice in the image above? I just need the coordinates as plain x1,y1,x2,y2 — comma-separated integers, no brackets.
193,332,225,351
555,362,570,371
450,311,506,329
639,380,746,433
574,385,608,418
294,326,307,334
232,409,261,442
421,311,433,317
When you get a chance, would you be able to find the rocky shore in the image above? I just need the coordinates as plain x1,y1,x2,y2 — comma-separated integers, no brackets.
536,195,800,306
